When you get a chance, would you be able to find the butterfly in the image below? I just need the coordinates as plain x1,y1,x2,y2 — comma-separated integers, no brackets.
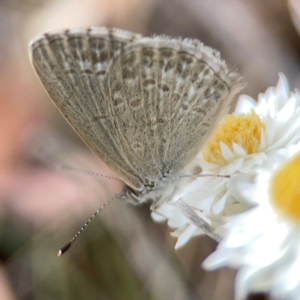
29,26,241,213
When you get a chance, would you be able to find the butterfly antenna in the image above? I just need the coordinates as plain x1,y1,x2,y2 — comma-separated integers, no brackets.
180,174,230,179
57,196,115,256
57,165,124,183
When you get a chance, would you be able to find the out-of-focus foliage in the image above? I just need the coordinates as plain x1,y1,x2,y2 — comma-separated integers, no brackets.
1,0,300,299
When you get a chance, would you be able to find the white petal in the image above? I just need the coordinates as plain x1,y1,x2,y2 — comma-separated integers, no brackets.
151,212,167,222
262,115,276,147
167,210,188,228
174,224,200,249
193,195,215,213
232,142,247,157
276,73,290,105
259,129,267,151
202,248,230,269
220,142,236,162
235,95,257,114
277,97,296,124
212,193,228,214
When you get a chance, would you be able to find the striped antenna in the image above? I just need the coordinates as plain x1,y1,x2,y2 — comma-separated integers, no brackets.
57,165,124,183
57,165,124,256
180,174,230,178
57,196,116,256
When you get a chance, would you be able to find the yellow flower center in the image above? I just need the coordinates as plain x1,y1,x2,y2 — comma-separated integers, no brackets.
271,154,300,221
202,111,265,165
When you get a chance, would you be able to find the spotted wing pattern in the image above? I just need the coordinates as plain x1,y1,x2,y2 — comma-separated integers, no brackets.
30,27,241,193
30,27,145,190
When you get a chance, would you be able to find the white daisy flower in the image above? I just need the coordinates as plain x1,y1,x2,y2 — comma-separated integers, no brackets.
152,74,300,248
203,143,300,300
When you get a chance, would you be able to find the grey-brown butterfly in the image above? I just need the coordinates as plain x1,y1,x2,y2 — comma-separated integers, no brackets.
29,27,242,253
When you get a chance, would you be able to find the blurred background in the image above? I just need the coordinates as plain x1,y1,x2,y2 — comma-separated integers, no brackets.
1,0,300,299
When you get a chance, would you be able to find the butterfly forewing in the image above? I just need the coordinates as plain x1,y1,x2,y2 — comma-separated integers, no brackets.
30,27,145,190
105,36,241,179
30,27,242,202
